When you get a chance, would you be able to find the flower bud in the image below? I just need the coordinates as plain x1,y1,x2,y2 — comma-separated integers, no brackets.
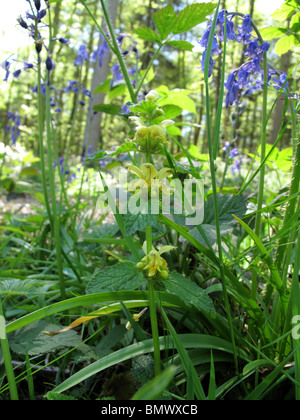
160,270,169,280
145,90,160,102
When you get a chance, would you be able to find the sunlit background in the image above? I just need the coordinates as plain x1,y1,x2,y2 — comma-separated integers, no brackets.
0,0,285,59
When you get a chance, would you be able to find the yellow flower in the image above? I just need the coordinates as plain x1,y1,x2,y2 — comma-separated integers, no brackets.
137,242,176,279
126,308,148,330
128,118,175,154
127,163,173,192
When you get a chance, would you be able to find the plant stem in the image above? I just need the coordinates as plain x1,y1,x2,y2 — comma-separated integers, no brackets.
99,0,137,103
252,52,268,298
274,104,300,277
135,45,162,96
44,9,66,300
147,278,161,376
0,299,19,400
203,3,239,375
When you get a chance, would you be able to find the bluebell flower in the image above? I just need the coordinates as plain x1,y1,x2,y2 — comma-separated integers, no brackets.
24,62,34,70
13,69,22,79
6,111,21,145
1,60,11,82
231,156,243,174
74,45,89,66
223,141,230,152
236,14,253,44
92,34,110,67
229,148,240,159
111,64,124,87
34,0,41,11
225,72,239,108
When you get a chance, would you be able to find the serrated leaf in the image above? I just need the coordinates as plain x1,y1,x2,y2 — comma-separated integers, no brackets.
134,27,161,43
7,320,81,356
173,2,217,35
165,40,195,52
165,271,215,313
275,34,300,55
124,213,163,235
93,104,120,115
271,0,298,21
203,194,248,227
153,2,177,40
259,26,287,40
86,262,145,294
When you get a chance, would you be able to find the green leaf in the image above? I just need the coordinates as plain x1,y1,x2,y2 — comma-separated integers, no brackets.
124,213,161,236
165,271,215,313
19,166,41,177
165,40,195,52
275,34,300,55
134,27,161,43
131,366,176,400
94,79,111,94
86,262,145,294
110,142,139,156
158,90,196,114
259,26,287,40
153,2,177,40
92,104,120,115
7,320,81,356
173,2,217,34
108,83,126,100
271,0,299,21
291,12,300,32
203,194,248,227
85,150,107,162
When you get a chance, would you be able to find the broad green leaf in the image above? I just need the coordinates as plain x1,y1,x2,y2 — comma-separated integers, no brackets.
94,79,111,94
85,150,107,162
164,271,215,313
153,2,177,40
165,40,195,52
259,26,287,40
134,27,161,43
271,0,299,21
203,194,248,227
93,104,120,115
7,320,81,356
173,2,217,34
124,213,162,236
158,90,196,114
110,142,139,156
291,12,300,32
275,34,300,55
19,166,41,177
108,83,126,100
52,333,246,394
86,262,145,294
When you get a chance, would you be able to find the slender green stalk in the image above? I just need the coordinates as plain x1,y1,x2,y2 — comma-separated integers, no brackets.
135,45,162,96
44,9,66,300
252,52,269,298
0,300,19,400
147,279,161,377
99,0,137,103
274,104,300,275
203,3,239,375
292,230,300,400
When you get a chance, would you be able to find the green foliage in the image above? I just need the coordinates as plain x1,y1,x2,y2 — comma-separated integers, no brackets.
86,262,146,293
260,0,300,55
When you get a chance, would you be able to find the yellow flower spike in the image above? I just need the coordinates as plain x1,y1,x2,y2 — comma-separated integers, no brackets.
138,242,176,279
126,308,148,330
127,163,173,190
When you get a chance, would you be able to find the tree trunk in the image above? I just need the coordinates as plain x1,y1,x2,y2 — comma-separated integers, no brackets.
82,0,119,155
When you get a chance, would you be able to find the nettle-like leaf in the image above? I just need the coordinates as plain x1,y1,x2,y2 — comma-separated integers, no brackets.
271,0,299,22
275,34,300,55
173,2,217,35
164,271,215,313
6,320,81,356
164,40,195,52
86,262,145,294
153,2,177,41
259,27,287,40
134,27,161,43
